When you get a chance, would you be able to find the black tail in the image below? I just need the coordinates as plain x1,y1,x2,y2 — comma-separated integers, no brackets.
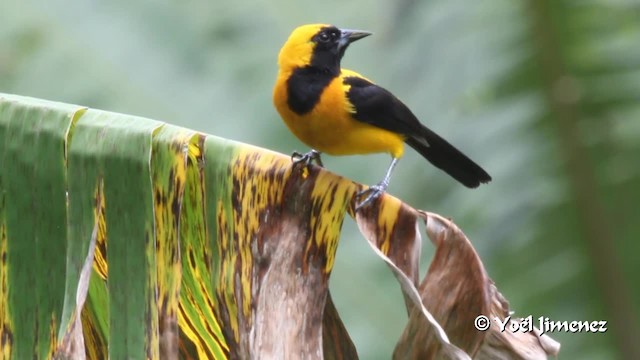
405,126,491,188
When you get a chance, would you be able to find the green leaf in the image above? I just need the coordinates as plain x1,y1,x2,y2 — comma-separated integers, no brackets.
0,94,83,359
1,93,560,359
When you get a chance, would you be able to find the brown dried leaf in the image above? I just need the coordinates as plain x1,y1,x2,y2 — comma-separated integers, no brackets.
475,282,561,360
351,196,470,360
323,293,359,360
392,211,560,359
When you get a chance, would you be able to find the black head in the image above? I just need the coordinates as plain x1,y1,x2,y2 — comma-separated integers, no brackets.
309,26,372,73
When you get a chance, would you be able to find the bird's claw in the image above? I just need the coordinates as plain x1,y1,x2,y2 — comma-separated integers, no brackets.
291,150,324,168
355,182,388,211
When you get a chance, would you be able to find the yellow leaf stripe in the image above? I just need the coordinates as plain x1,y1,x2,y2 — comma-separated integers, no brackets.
75,180,110,360
151,126,193,359
178,134,229,359
307,169,357,273
0,193,10,359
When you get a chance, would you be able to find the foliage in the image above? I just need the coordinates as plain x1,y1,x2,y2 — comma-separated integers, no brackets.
1,0,639,358
1,95,560,358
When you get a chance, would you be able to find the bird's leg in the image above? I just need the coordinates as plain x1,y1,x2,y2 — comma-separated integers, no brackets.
291,149,324,167
356,157,399,211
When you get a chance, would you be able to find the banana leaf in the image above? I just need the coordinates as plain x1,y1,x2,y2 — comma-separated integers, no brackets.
0,93,559,359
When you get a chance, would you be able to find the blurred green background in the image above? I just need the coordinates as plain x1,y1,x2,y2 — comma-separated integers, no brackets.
2,0,639,358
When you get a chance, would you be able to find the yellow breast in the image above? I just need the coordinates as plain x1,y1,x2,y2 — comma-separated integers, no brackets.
273,71,405,158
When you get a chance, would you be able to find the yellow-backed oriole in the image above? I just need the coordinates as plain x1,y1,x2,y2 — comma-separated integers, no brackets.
273,24,491,209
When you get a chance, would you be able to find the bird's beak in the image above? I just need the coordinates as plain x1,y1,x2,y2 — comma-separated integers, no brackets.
338,29,372,49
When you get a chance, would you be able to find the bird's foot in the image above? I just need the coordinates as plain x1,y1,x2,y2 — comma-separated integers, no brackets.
291,149,324,168
355,180,389,211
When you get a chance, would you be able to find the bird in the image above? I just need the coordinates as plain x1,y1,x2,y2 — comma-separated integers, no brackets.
273,24,491,210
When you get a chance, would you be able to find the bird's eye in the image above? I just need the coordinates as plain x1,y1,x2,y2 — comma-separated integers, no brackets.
318,32,330,42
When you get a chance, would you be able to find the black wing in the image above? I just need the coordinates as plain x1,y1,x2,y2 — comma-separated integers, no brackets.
344,76,492,188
